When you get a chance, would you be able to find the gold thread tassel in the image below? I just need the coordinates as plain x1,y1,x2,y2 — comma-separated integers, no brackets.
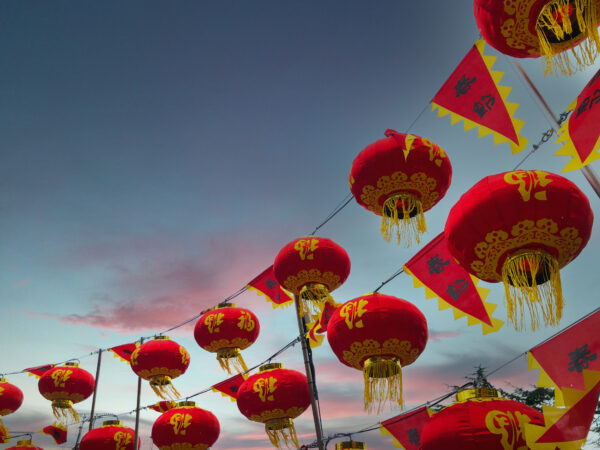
299,283,332,322
217,348,249,375
265,418,299,449
502,249,563,331
51,399,80,423
0,417,10,443
381,193,426,247
362,356,403,414
149,376,181,400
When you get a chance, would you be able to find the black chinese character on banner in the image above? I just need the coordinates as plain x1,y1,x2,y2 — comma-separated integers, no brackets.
568,343,597,373
427,254,450,274
265,278,277,289
454,74,477,97
407,428,420,446
575,89,600,118
446,279,469,301
473,94,495,118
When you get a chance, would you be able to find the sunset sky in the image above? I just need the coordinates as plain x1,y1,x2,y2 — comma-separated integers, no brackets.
1,1,599,449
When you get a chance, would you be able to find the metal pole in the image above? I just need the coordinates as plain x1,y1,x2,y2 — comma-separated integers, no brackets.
88,349,103,431
294,295,325,450
512,60,600,198
133,338,145,450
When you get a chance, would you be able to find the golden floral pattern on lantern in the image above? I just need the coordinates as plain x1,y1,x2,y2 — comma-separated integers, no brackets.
135,367,184,381
359,171,440,215
470,218,583,281
158,444,209,450
202,337,252,353
283,269,341,294
248,407,306,424
39,391,86,402
341,338,421,370
0,408,13,415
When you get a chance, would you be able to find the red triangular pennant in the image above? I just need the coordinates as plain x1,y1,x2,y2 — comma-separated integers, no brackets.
247,265,293,308
23,364,54,378
41,422,68,444
380,406,432,449
108,342,137,364
148,401,177,413
211,373,246,401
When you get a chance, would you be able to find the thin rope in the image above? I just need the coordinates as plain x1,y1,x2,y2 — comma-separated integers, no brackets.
310,193,354,235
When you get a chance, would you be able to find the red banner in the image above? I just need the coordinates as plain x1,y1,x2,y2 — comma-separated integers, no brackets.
108,342,137,364
432,40,527,154
306,300,338,348
247,265,293,308
380,406,432,449
404,233,502,334
211,373,246,401
41,422,67,444
555,69,600,171
149,401,177,413
23,364,54,378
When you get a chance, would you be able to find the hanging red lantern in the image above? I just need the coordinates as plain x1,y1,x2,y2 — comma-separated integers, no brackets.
421,388,544,449
151,401,220,450
130,336,190,400
237,363,310,449
327,293,428,413
194,303,260,374
349,130,452,247
6,439,43,450
0,378,23,438
445,170,593,331
274,236,350,320
38,362,95,422
80,420,138,450
474,0,600,74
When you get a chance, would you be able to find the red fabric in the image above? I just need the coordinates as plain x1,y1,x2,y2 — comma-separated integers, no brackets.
130,337,190,381
194,306,260,352
151,405,220,449
421,397,544,450
247,265,293,306
80,423,138,450
6,443,43,449
405,233,493,326
445,170,593,282
327,293,428,370
273,236,350,295
38,365,95,404
0,380,24,416
237,367,310,422
316,301,337,333
149,401,177,413
41,423,67,444
567,69,600,164
108,343,137,364
23,364,54,378
349,130,452,216
380,406,431,450
212,374,246,400
432,44,519,144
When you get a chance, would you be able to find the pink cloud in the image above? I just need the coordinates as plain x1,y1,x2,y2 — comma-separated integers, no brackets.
428,330,461,342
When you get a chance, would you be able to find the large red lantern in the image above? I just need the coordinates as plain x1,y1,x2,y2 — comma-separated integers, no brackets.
237,363,310,449
474,0,600,74
38,362,95,422
445,170,593,331
6,440,43,450
274,236,350,320
130,336,190,400
421,388,544,449
0,378,23,438
80,420,138,450
151,401,220,450
194,303,260,374
327,293,428,413
349,130,452,247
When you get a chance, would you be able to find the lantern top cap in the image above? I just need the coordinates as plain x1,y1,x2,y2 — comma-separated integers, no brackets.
102,420,122,426
17,440,33,446
177,401,196,407
217,302,235,308
259,363,283,372
152,335,170,340
0,377,7,383
64,362,79,367
456,387,499,402
336,441,367,449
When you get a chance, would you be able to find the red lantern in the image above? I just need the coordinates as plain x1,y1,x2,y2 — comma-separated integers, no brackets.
327,293,428,413
274,236,350,320
237,363,310,449
0,378,23,438
38,362,95,422
474,0,600,74
130,336,190,400
349,130,452,247
80,420,138,450
421,388,544,449
151,401,220,450
445,170,593,330
194,303,260,374
6,440,43,450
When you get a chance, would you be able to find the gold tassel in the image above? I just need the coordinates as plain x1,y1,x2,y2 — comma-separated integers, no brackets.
380,193,426,247
217,348,248,375
265,418,299,449
149,376,181,400
0,417,10,442
502,249,563,331
299,283,332,322
51,399,80,423
536,0,600,74
362,357,403,414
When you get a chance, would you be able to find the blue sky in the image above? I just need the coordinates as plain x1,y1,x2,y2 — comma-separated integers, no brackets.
1,1,599,449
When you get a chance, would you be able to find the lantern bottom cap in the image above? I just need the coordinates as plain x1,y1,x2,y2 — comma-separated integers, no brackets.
299,283,333,322
149,376,181,401
51,399,79,422
265,418,299,450
336,441,367,450
217,348,248,375
381,192,426,248
363,356,403,413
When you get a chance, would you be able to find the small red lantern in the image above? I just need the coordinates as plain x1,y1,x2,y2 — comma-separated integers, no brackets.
445,170,593,330
38,362,95,422
421,388,544,449
237,363,310,449
274,236,350,320
327,293,428,413
349,130,452,247
194,303,260,374
474,0,600,74
6,439,43,450
80,420,138,450
151,401,220,450
130,336,190,400
0,378,23,437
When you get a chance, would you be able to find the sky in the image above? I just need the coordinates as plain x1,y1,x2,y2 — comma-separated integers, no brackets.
1,1,599,449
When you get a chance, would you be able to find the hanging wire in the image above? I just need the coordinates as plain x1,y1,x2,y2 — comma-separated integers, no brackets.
310,192,354,236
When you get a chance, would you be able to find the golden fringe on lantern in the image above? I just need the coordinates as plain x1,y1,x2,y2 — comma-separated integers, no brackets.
299,283,332,321
0,418,10,443
363,357,403,414
265,418,299,450
149,376,181,401
381,193,426,247
217,348,248,375
502,249,563,331
536,0,600,74
52,399,80,422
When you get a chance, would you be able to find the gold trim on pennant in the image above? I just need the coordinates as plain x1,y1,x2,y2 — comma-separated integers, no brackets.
341,339,420,370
